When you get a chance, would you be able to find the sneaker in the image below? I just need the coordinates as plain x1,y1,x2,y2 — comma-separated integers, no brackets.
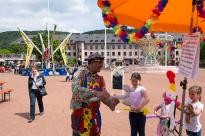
39,112,44,116
28,118,34,123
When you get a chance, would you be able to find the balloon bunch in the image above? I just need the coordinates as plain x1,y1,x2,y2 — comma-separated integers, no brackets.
152,0,168,19
165,71,181,108
192,26,203,33
196,0,205,18
166,70,176,92
98,0,168,43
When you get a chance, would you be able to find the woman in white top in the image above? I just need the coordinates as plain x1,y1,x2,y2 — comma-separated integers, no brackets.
28,66,46,122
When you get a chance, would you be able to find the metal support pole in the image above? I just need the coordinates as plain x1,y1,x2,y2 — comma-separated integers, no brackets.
165,33,168,66
179,77,188,136
104,27,108,68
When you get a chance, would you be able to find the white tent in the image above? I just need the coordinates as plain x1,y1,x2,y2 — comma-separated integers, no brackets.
0,58,5,62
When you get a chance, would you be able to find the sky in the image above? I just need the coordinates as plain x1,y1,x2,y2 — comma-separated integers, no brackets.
0,0,105,33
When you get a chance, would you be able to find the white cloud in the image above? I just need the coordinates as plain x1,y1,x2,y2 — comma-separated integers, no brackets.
0,0,105,33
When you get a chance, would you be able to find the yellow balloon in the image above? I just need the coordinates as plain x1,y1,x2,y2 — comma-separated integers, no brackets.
169,84,176,92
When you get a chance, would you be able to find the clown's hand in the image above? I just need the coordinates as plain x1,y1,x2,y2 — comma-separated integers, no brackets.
102,96,120,111
95,90,110,101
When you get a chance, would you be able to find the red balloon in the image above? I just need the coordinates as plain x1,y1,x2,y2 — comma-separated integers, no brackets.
166,70,175,83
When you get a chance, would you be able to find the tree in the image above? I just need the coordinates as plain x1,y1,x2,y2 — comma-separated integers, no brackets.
8,43,26,54
31,31,63,63
0,49,11,54
68,57,76,66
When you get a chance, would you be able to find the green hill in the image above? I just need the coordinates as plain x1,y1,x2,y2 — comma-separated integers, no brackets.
0,31,20,48
0,30,69,49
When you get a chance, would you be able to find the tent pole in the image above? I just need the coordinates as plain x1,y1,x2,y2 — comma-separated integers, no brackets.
179,1,196,135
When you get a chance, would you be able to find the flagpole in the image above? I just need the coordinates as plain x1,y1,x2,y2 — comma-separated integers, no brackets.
47,0,50,69
165,32,168,67
104,27,107,68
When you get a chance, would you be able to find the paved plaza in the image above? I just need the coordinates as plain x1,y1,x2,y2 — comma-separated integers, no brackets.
0,69,204,136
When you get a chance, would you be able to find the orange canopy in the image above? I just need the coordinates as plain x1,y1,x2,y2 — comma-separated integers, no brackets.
98,0,205,33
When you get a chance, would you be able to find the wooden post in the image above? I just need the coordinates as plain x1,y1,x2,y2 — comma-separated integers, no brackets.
179,77,187,136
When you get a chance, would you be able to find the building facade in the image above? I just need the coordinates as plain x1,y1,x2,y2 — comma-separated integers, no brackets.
15,32,184,66
67,33,183,65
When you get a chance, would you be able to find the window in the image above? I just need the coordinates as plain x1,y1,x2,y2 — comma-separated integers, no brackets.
176,51,179,56
84,45,87,50
124,52,126,56
68,52,71,56
123,45,126,49
118,52,121,56
85,52,87,56
112,45,115,49
129,52,132,56
135,52,138,56
106,45,110,49
73,52,76,56
112,52,115,56
101,45,104,50
95,45,98,50
101,40,104,42
90,40,93,42
129,45,132,49
73,45,76,50
90,45,93,50
158,51,161,56
118,40,121,42
101,52,104,56
111,39,115,42
135,45,138,49
118,45,121,49
107,52,109,56
95,40,98,42
90,52,93,55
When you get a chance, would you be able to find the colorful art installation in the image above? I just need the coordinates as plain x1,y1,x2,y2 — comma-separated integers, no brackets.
18,27,72,75
18,27,42,68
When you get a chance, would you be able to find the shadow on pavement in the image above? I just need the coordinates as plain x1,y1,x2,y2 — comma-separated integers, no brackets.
15,112,30,120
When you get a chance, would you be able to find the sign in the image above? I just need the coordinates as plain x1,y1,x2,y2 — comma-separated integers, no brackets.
112,67,124,89
179,33,200,79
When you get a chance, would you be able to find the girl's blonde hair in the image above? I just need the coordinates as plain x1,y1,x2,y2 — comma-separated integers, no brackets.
188,85,202,101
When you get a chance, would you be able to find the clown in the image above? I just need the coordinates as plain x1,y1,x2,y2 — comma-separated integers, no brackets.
70,53,119,136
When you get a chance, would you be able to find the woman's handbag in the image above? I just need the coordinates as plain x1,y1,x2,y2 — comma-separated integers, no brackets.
34,78,48,96
38,87,48,96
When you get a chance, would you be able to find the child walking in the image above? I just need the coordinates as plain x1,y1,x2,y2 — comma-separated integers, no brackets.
125,72,150,136
184,85,204,136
